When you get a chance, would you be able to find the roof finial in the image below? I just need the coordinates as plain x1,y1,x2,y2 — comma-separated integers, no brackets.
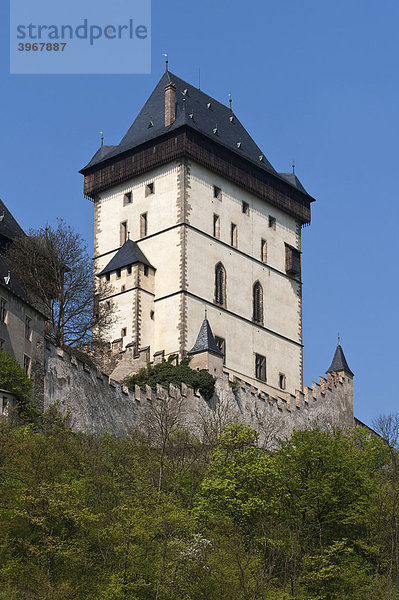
204,306,207,320
228,93,233,111
128,231,130,240
292,159,295,175
338,333,340,346
162,53,168,72
100,131,104,146
198,67,201,90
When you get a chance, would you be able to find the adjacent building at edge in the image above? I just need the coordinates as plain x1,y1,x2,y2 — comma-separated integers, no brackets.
80,69,317,400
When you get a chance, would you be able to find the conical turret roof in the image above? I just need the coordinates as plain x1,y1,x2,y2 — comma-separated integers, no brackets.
326,343,354,377
188,318,222,356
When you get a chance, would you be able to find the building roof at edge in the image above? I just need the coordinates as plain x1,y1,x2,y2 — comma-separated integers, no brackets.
326,343,354,377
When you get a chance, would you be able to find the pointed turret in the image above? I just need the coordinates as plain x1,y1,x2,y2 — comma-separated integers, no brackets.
187,316,223,377
326,342,354,377
188,317,222,356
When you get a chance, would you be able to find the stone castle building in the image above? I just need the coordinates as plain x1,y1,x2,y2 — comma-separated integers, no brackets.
0,69,358,438
81,68,315,401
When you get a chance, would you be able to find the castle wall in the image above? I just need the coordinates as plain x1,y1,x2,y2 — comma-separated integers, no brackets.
43,344,354,442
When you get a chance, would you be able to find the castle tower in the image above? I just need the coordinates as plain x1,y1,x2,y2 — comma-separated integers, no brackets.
80,70,315,397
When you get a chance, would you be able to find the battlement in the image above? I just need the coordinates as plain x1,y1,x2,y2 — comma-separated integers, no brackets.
44,343,354,440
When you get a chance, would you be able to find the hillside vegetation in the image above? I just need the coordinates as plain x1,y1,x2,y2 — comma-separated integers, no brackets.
0,416,398,599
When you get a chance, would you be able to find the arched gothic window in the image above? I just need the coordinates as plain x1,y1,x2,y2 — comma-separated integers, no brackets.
215,263,226,306
253,281,263,325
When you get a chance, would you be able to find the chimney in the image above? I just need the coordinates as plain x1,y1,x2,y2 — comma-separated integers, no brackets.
164,81,176,127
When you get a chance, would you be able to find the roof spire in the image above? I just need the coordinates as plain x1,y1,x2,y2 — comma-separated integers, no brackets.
229,92,232,111
127,231,130,240
100,131,104,146
326,339,354,377
204,306,207,320
162,53,168,72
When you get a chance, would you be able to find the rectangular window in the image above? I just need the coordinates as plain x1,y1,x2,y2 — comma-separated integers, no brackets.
213,214,220,238
242,201,249,215
285,244,301,276
127,265,132,275
143,265,149,276
268,215,276,229
215,336,226,364
140,213,148,238
120,221,128,246
1,396,8,414
0,298,7,324
116,269,121,279
279,373,286,390
255,353,266,381
121,327,127,337
25,316,32,341
213,185,222,200
145,182,155,196
106,273,110,282
23,355,31,376
261,239,267,262
231,223,237,247
123,191,132,206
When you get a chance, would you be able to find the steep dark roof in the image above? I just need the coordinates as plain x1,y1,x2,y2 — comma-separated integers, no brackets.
326,343,354,377
82,71,278,176
97,239,154,276
188,318,223,356
0,198,25,247
279,172,308,194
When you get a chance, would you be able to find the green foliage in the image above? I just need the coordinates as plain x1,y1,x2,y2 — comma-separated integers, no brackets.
0,417,398,599
0,350,39,423
124,356,215,400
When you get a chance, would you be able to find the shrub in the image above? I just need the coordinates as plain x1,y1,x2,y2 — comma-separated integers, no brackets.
124,356,215,400
0,350,38,422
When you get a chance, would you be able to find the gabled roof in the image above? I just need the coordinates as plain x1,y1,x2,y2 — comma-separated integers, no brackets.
188,318,223,356
82,70,280,177
0,198,25,247
97,239,154,277
326,343,354,377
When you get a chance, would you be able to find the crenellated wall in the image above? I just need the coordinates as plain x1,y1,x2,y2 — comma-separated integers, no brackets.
43,343,354,442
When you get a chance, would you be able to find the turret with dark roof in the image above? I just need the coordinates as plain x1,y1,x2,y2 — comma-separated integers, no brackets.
188,317,223,356
97,239,154,277
326,342,354,377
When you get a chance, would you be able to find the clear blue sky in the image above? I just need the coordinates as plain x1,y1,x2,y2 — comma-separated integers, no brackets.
1,0,398,426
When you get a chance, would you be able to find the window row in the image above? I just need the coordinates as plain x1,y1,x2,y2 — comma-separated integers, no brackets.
104,263,149,282
0,299,32,341
120,213,148,245
213,338,286,389
122,182,155,206
214,263,264,325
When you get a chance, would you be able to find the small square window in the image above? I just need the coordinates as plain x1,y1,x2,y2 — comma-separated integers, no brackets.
127,265,132,275
106,273,110,282
279,373,286,390
213,185,222,200
121,327,127,337
255,353,266,381
213,214,220,238
143,265,149,276
25,316,32,341
123,191,132,206
150,310,155,320
231,223,237,247
116,269,121,279
23,355,31,376
268,216,276,230
242,201,249,215
120,221,128,246
140,213,148,238
261,239,267,263
215,336,226,364
145,182,155,196
121,284,126,292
